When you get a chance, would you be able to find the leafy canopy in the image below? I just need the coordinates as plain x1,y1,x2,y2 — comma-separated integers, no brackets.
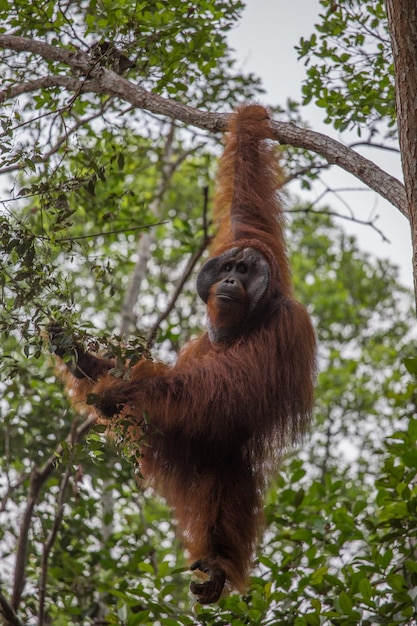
297,0,396,136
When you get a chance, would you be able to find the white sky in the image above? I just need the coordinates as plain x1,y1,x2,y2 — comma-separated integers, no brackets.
228,0,414,289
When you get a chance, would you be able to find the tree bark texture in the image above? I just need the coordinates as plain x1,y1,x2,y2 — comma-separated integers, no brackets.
385,0,417,306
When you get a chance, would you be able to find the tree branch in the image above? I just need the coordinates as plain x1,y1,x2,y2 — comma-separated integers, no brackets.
0,592,24,626
270,121,407,219
0,34,407,217
0,35,92,72
289,207,390,243
0,76,82,105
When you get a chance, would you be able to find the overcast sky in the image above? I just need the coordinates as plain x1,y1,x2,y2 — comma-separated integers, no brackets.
228,0,413,289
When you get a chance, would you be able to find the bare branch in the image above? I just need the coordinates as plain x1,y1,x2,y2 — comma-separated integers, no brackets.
289,207,390,243
0,34,408,217
0,35,92,72
283,162,330,185
270,121,407,219
349,140,400,154
0,76,81,105
41,221,168,243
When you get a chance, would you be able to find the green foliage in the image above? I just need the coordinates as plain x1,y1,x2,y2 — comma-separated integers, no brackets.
1,128,213,367
289,211,412,479
1,188,415,623
0,0,262,234
1,2,416,623
297,0,396,136
0,0,244,94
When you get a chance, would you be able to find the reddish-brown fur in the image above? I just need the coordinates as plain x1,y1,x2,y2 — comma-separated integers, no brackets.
54,104,316,601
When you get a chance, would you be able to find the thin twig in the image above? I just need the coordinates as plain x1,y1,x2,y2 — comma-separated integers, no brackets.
283,162,330,185
348,140,400,154
289,207,390,243
46,221,168,243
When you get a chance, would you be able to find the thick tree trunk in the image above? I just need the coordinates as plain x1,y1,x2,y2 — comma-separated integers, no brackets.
385,0,417,308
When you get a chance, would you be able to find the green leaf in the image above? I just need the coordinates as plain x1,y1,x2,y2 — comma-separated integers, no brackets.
404,357,417,375
338,591,353,615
